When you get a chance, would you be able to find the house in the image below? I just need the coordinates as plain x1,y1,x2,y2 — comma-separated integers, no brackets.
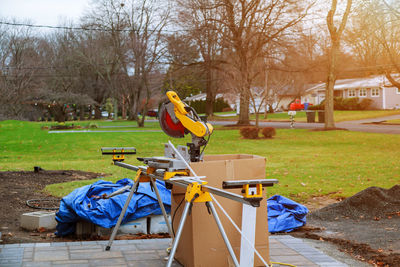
183,92,224,102
184,86,300,114
302,75,400,110
232,86,301,114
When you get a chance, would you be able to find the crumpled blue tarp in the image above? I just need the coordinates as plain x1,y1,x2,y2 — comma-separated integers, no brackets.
55,178,171,236
267,195,309,233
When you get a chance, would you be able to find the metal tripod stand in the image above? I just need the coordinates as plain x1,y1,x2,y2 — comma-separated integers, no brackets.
101,144,278,266
105,166,173,251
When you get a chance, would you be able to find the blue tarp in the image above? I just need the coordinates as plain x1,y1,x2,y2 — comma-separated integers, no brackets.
55,178,171,236
267,195,309,233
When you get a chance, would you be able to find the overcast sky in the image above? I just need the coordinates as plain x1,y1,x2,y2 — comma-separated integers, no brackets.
0,0,91,25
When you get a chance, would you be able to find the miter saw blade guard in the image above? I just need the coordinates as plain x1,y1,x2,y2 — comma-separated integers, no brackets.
158,91,213,162
159,102,186,138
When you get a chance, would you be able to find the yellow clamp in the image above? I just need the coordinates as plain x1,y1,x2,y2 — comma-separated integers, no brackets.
242,184,263,198
112,149,125,162
163,170,189,180
185,182,212,203
133,168,151,183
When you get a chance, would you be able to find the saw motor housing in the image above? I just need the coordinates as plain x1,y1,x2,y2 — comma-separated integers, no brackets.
159,91,213,162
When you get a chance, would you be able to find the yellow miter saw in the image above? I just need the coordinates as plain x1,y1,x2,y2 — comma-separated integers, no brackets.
159,91,213,162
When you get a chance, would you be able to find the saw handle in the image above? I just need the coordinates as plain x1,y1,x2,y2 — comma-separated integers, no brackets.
166,91,187,115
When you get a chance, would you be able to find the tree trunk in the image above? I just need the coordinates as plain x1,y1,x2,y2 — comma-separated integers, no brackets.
255,112,259,128
94,105,102,120
137,115,145,127
325,41,338,129
50,105,66,123
88,106,92,120
78,105,84,120
264,103,268,119
205,65,214,116
325,0,352,129
121,95,127,120
113,98,118,120
205,92,214,117
237,90,250,125
128,105,137,121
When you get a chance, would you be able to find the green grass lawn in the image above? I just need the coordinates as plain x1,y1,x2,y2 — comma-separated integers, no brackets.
210,110,400,123
1,120,399,203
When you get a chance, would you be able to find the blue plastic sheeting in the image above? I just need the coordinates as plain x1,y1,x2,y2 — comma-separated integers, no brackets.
267,195,309,233
55,178,171,236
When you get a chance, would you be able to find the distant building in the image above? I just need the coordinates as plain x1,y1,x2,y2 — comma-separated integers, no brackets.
184,86,303,114
303,75,400,110
183,93,224,102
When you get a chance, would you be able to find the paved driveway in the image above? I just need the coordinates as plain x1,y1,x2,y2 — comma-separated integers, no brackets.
209,114,400,134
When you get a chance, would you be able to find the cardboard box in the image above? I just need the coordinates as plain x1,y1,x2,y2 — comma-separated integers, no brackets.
171,154,270,267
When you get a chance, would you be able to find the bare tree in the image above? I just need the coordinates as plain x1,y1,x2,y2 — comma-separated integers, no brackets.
164,34,204,98
81,1,127,119
216,0,312,125
34,29,95,122
345,0,400,89
175,0,224,116
375,1,400,89
123,0,170,126
0,20,39,119
325,0,352,128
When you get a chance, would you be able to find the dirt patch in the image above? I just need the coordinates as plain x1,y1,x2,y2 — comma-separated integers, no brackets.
303,195,342,212
0,170,171,244
309,185,400,221
0,170,102,244
294,185,400,266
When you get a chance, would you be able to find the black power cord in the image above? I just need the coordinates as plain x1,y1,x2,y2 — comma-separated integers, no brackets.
171,196,185,236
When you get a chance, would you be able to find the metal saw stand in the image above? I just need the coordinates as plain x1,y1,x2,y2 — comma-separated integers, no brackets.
102,145,278,267
101,148,173,252
105,165,174,251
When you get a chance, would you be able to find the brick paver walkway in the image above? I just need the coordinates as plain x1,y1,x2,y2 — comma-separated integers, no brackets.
0,235,347,267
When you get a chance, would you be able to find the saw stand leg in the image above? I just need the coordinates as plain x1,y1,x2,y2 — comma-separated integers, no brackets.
105,176,140,251
105,173,173,251
150,178,174,237
166,199,240,267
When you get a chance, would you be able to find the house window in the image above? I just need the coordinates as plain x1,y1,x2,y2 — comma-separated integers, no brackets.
371,88,380,97
348,89,356,97
359,88,367,97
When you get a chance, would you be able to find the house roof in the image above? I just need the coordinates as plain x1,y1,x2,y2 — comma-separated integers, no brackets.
183,93,224,102
306,75,397,92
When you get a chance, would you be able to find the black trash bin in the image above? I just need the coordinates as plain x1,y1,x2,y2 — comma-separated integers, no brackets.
318,110,325,123
306,111,316,123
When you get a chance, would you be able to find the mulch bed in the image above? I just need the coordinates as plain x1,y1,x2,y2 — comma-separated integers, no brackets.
0,170,102,244
0,170,171,244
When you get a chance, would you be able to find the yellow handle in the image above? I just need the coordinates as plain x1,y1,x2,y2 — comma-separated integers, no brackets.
166,91,187,115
